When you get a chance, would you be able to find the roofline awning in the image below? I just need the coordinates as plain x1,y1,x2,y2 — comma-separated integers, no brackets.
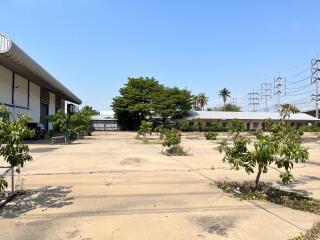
0,33,81,104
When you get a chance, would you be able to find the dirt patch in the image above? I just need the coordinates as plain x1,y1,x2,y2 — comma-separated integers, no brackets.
195,216,236,236
120,158,144,166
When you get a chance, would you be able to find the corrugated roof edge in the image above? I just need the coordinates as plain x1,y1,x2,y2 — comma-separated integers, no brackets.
0,33,81,104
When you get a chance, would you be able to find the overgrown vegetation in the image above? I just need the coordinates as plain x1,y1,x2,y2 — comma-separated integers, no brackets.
48,105,97,142
215,180,320,214
204,132,218,140
178,119,226,132
208,103,241,112
298,124,320,132
218,104,309,188
0,106,33,193
289,221,320,240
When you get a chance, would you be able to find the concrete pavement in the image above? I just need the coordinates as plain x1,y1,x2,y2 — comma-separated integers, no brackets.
0,131,320,240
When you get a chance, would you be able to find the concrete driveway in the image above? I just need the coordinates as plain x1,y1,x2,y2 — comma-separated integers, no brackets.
0,132,320,240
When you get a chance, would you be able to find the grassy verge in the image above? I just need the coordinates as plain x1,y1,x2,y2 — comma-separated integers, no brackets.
215,180,320,214
289,221,320,240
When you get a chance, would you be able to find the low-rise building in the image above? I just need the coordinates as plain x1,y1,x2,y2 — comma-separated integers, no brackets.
0,33,81,129
185,111,320,131
91,111,119,131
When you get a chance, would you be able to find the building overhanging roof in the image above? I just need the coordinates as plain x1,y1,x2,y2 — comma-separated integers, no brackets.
0,33,81,104
185,111,320,122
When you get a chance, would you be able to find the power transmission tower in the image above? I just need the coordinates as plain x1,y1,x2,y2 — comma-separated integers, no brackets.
248,90,259,112
274,75,286,110
311,59,320,118
231,98,237,106
261,83,272,112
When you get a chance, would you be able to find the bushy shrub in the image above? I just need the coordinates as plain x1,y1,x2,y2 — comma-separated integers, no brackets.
138,121,153,138
163,129,181,147
298,124,320,132
178,120,192,132
204,132,218,140
205,120,225,132
226,119,244,132
48,106,96,142
162,129,186,155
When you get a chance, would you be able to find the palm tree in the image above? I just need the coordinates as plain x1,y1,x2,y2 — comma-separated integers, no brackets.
219,88,231,110
197,93,209,111
193,95,200,110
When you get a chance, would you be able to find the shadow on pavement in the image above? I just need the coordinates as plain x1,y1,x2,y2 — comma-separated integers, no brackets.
0,186,74,218
278,175,320,196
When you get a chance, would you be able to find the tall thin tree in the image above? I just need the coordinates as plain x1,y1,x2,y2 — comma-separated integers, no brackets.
219,88,231,111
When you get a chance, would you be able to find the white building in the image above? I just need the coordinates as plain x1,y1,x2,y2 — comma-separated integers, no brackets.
91,111,118,131
0,33,81,129
185,111,320,131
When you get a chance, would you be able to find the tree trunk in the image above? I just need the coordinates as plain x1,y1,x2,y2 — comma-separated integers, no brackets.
255,165,262,189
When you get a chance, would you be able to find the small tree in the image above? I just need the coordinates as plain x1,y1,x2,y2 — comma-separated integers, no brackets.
138,121,153,139
218,104,309,188
48,110,73,141
162,129,183,154
0,106,33,192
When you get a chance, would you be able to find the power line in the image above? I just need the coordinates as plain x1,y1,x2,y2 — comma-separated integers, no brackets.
261,83,272,112
248,90,259,112
285,76,311,85
311,59,320,118
286,67,310,79
274,75,286,110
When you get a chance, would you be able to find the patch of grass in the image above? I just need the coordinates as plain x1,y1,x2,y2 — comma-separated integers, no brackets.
215,180,320,214
289,221,320,240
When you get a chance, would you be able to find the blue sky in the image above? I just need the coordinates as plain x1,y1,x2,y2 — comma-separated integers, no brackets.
2,0,320,111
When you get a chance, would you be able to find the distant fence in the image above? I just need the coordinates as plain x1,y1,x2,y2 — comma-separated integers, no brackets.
91,120,119,131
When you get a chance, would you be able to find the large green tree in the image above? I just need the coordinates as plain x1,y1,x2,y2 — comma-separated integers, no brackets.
152,87,193,123
81,105,99,116
112,77,162,130
112,77,193,129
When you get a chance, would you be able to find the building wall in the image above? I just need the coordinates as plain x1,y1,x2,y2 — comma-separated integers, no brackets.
14,74,28,108
29,82,41,122
0,65,12,104
48,92,56,129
